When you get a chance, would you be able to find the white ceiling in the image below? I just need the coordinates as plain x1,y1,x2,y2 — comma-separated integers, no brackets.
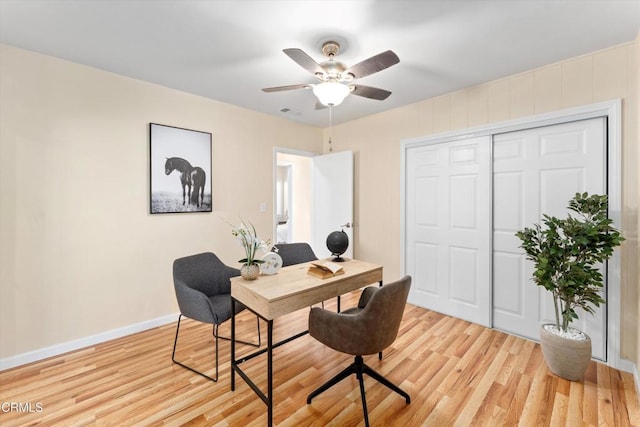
1,0,638,127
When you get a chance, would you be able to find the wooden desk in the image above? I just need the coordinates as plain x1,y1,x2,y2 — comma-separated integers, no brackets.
230,258,383,427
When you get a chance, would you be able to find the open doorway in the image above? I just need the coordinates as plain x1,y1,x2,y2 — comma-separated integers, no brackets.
273,148,354,259
274,149,314,244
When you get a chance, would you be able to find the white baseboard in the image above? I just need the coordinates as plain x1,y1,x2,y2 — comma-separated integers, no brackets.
0,313,178,371
618,359,640,397
618,358,635,373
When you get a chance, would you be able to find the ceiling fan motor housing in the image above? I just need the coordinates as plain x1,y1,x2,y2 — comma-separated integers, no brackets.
321,41,340,58
319,41,350,80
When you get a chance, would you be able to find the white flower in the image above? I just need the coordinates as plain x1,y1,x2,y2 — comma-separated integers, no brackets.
224,218,271,265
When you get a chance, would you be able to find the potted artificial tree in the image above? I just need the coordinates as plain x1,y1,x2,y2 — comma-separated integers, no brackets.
515,193,624,381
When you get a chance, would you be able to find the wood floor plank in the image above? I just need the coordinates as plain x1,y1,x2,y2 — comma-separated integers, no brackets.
504,372,531,426
1,290,638,426
466,354,509,424
597,362,616,426
583,368,600,425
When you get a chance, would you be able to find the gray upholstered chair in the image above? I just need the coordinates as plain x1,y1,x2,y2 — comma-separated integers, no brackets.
306,275,412,427
172,252,260,382
272,242,318,266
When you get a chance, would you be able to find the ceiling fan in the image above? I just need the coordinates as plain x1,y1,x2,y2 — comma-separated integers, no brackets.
262,41,400,108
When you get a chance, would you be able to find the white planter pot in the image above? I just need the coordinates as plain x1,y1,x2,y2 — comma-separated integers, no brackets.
539,324,591,381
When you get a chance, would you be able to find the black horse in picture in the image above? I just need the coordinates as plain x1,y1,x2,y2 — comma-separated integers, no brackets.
164,157,206,208
189,166,206,206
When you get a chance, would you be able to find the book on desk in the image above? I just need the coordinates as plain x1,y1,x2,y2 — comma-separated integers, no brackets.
307,261,345,279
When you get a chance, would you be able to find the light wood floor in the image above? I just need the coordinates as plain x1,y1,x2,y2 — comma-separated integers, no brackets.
1,291,639,426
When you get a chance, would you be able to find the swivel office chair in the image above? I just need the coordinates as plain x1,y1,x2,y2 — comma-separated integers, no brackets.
307,275,412,426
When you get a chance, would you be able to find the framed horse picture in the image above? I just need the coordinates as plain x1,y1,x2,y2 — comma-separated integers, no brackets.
149,123,212,214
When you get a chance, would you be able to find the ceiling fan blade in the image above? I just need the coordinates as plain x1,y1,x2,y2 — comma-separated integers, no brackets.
262,84,312,93
344,50,400,79
350,85,392,100
283,48,325,75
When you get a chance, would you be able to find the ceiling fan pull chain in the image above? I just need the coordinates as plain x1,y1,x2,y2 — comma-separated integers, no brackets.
328,106,333,152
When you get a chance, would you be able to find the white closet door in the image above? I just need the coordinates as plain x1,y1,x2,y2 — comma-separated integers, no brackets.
406,136,491,326
492,118,607,360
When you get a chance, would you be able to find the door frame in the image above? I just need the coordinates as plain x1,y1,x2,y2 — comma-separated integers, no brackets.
275,162,293,243
273,147,316,245
400,99,623,370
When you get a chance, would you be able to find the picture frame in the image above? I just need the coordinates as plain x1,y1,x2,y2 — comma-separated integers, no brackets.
149,123,212,214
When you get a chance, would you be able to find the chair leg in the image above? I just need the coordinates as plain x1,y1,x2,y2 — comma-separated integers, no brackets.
307,362,359,403
362,363,411,403
214,315,261,348
307,355,410,425
357,367,370,427
172,314,219,382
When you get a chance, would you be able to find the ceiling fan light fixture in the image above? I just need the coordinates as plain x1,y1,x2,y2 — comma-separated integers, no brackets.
313,81,350,106
264,43,399,108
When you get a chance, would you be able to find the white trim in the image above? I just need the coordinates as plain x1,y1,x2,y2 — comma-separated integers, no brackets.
0,313,178,371
487,137,495,328
618,358,638,378
399,142,407,288
604,100,623,370
400,99,623,370
403,99,622,148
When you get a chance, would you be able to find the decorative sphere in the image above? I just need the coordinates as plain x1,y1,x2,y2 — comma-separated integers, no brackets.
326,230,349,260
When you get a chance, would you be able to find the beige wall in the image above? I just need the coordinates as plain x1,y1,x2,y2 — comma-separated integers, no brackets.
2,38,638,368
328,41,639,363
0,44,322,359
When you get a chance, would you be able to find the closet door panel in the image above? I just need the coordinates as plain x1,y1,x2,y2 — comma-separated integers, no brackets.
493,134,539,338
492,117,607,360
493,252,524,315
405,116,609,361
406,136,491,326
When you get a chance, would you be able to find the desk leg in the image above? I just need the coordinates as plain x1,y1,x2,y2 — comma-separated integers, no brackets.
378,280,383,360
267,320,273,427
231,298,236,391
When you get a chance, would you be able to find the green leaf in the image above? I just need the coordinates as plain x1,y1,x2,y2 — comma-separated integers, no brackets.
514,192,624,326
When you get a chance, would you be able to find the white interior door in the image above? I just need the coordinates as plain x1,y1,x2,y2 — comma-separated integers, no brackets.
405,137,491,326
492,118,607,360
312,151,354,259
